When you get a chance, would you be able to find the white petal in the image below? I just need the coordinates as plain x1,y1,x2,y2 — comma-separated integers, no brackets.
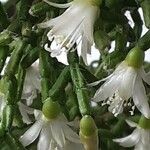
113,129,140,147
126,120,138,128
141,129,150,146
18,102,33,124
88,73,113,86
133,75,150,119
83,6,99,44
93,71,124,102
37,124,52,150
80,36,90,65
63,124,80,143
118,67,137,99
18,102,34,114
139,67,150,85
43,0,72,8
134,141,150,150
51,121,66,147
34,110,43,120
19,119,44,146
64,141,84,150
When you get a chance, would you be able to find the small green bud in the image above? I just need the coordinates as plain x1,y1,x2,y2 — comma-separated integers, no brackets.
79,115,98,150
42,98,60,119
139,116,150,129
80,115,97,137
125,47,144,68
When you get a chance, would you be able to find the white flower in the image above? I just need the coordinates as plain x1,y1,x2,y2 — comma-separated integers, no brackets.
19,110,82,150
92,61,150,118
22,61,41,106
113,120,150,150
38,0,100,65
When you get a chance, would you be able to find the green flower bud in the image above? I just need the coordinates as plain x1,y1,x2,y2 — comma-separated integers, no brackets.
79,115,98,150
139,116,150,129
42,98,60,120
80,115,97,137
125,47,144,68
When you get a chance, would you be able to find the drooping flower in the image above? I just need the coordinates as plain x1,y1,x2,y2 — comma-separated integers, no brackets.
19,100,82,150
113,117,150,150
22,61,41,106
92,47,150,118
38,0,101,65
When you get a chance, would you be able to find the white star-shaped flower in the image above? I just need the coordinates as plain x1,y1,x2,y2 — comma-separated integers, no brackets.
38,0,100,65
113,119,150,150
19,109,82,150
92,60,150,118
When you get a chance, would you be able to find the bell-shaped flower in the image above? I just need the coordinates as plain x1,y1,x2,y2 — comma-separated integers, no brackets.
113,117,150,150
19,100,82,150
22,61,41,106
38,0,101,65
92,47,150,118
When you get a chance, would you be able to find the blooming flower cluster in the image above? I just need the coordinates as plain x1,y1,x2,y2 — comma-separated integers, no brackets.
0,0,150,149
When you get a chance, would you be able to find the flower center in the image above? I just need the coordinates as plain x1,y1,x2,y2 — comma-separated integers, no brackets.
102,91,135,117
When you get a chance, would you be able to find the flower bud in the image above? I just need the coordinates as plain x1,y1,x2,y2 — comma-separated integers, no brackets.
125,47,144,68
79,115,98,150
42,98,60,119
139,116,150,129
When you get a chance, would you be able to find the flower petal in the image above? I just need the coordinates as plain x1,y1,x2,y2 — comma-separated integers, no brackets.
18,102,33,124
113,128,140,147
141,129,150,146
125,120,138,128
19,119,44,146
93,71,123,102
133,75,150,119
64,141,84,150
139,67,150,85
37,124,52,150
63,124,80,143
51,120,66,147
118,67,137,99
43,0,72,8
